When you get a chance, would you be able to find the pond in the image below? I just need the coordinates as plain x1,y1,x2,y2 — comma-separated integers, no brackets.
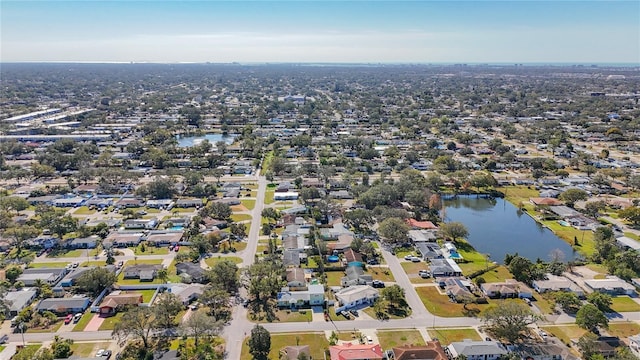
443,196,575,263
176,133,236,147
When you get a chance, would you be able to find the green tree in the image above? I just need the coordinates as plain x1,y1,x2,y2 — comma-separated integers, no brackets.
586,292,612,313
230,222,247,239
157,268,169,284
112,306,156,349
381,284,407,309
0,196,29,215
153,293,184,331
207,259,240,294
481,301,542,343
619,206,640,226
75,267,117,296
576,303,608,331
559,188,589,208
200,286,231,322
50,336,74,358
248,325,271,360
377,217,410,245
261,208,281,224
438,222,469,242
576,333,600,359
5,265,23,283
136,176,176,199
553,291,581,313
4,226,39,258
181,308,223,347
243,260,285,302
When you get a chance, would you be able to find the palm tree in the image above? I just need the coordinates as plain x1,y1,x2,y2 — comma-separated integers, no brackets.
157,268,169,284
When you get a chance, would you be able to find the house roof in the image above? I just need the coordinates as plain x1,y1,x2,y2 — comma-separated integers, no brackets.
334,285,378,304
100,293,143,308
530,197,564,206
36,297,90,311
329,343,384,360
286,268,306,283
584,277,635,292
406,219,438,230
447,340,507,357
5,290,37,312
283,345,310,360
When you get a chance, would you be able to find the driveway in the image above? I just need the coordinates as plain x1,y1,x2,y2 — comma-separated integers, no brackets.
83,314,105,332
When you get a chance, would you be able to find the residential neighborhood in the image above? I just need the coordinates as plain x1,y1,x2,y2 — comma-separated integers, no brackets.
0,62,639,360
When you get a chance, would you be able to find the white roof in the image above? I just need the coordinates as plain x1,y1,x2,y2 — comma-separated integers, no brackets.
616,236,640,250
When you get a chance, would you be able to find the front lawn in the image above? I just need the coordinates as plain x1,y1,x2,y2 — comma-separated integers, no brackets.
48,249,86,258
401,261,430,274
428,328,481,344
98,312,124,330
367,266,396,282
240,332,329,360
80,260,107,267
204,256,242,268
231,213,252,222
240,199,256,210
248,305,312,323
610,296,640,312
540,325,586,345
28,262,69,268
415,287,494,318
27,319,64,333
265,190,275,204
72,312,94,332
73,206,96,215
133,245,169,256
70,342,111,357
377,330,425,348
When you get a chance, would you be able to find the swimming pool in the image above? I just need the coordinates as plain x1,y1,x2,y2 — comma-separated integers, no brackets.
169,226,184,231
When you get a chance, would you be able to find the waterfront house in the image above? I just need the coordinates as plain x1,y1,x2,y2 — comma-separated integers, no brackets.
532,274,584,297
389,342,448,360
481,280,533,299
584,276,636,296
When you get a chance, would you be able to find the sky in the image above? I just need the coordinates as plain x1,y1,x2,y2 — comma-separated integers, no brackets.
1,1,639,63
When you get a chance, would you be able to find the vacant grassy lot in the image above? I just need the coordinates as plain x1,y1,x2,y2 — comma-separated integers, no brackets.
498,186,539,209
80,260,107,267
204,256,242,268
249,307,312,323
325,271,343,286
98,313,124,330
377,330,425,348
610,296,640,312
70,342,111,357
27,319,64,333
240,199,256,210
543,220,595,256
133,245,169,256
73,206,96,215
401,261,430,274
416,287,493,317
231,213,252,222
240,332,329,360
476,266,513,283
541,325,586,345
265,189,275,204
367,266,396,282
428,328,481,344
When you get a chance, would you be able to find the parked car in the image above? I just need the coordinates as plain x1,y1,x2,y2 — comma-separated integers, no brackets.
366,258,379,265
73,313,83,323
418,270,431,278
340,310,351,319
404,254,413,261
174,245,180,252
524,298,532,306
372,280,385,288
0,334,8,344
410,256,421,262
349,309,359,317
366,335,373,344
64,314,73,324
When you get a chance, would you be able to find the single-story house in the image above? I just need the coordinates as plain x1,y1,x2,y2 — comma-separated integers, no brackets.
99,292,143,316
4,290,38,317
334,285,379,312
277,284,325,309
429,258,463,278
124,218,158,230
175,262,207,283
36,297,91,314
66,235,98,249
215,198,241,206
584,277,636,296
115,198,145,209
104,231,144,248
444,278,474,302
341,266,373,287
481,280,533,299
59,266,116,287
274,192,299,201
175,199,203,208
285,268,307,289
629,334,640,358
123,264,162,281
415,242,444,261
406,219,438,230
18,268,68,286
616,236,640,251
390,341,448,360
329,190,353,199
532,274,585,297
283,249,301,267
529,198,564,207
447,340,508,360
84,197,112,209
166,283,205,305
329,343,383,360
408,230,437,243
508,343,580,360
52,197,85,208
146,199,174,209
146,231,184,247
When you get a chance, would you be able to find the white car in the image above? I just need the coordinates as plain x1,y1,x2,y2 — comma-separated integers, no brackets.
366,335,373,344
96,349,105,357
404,255,413,261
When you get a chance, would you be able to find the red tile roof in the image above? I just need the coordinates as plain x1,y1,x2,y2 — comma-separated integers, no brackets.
407,219,438,230
329,343,384,360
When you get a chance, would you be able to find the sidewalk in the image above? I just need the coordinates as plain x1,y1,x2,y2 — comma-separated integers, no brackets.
0,344,16,360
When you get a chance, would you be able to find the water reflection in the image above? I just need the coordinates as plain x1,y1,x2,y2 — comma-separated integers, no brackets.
443,196,575,263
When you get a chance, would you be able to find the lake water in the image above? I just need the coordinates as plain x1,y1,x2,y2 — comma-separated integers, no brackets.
443,196,575,263
176,134,236,147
